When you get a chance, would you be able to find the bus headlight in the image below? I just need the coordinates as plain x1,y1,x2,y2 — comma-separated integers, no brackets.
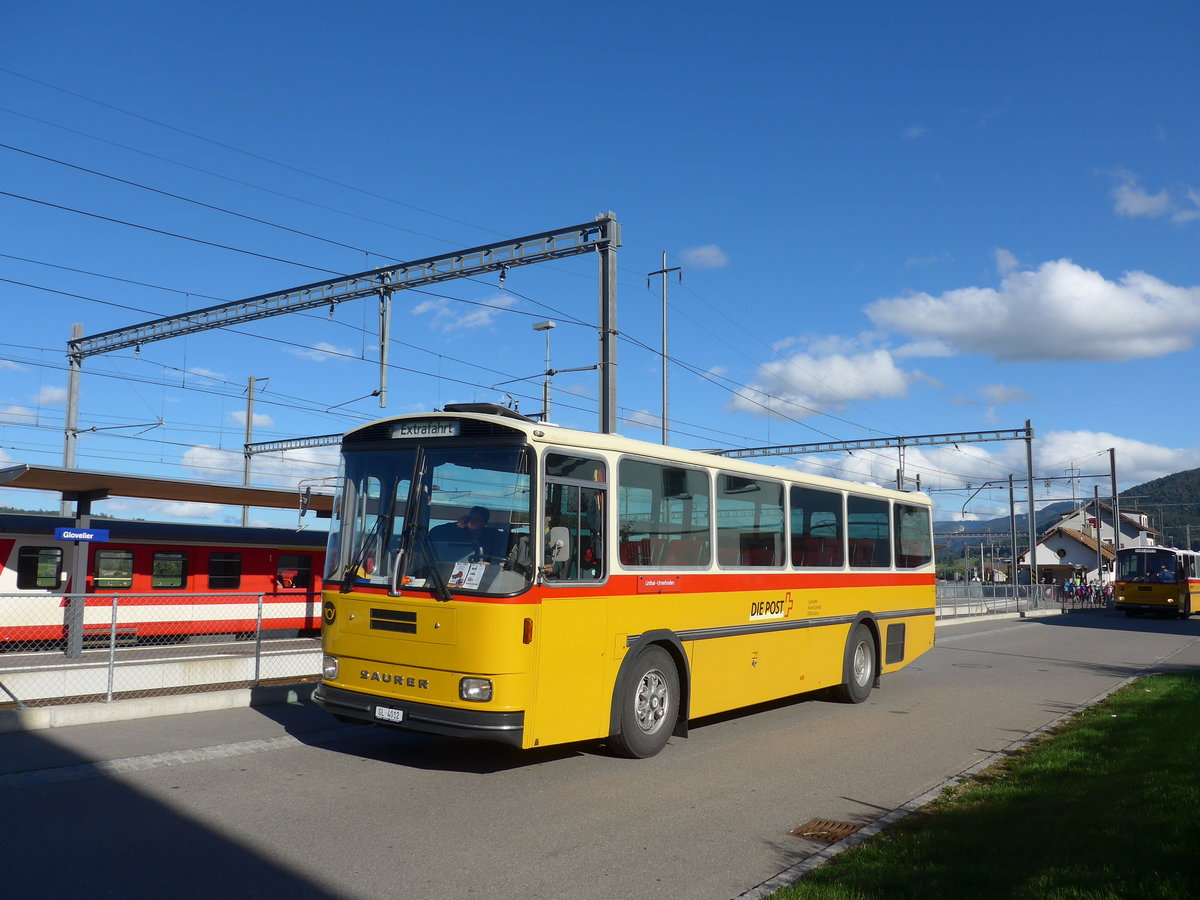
322,655,339,679
460,677,493,702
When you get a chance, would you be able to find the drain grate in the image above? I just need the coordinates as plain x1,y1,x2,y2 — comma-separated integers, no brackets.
789,818,864,843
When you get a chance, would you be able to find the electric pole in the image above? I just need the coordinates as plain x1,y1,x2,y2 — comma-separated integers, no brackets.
648,252,680,445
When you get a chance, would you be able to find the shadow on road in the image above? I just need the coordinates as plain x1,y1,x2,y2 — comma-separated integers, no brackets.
0,723,340,898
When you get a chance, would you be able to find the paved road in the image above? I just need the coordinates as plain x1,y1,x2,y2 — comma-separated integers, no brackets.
2,611,1197,900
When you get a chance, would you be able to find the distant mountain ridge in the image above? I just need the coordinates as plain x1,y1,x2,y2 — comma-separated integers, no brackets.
935,466,1200,554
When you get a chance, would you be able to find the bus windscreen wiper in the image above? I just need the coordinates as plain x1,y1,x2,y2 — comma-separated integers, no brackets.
390,449,437,594
414,525,453,602
340,511,391,594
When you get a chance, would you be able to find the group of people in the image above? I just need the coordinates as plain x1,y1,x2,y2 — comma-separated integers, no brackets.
1057,577,1113,606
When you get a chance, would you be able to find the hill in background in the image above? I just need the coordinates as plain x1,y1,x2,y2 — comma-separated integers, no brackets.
936,466,1200,558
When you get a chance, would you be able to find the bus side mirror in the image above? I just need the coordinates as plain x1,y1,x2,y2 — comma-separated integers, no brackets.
549,526,570,562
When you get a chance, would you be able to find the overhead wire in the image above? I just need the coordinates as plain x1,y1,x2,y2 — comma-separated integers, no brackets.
0,66,1027,494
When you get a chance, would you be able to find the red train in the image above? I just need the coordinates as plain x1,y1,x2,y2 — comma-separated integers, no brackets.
0,513,327,644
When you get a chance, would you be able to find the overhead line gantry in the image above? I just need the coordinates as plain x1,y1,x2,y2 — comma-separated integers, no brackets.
61,213,622,497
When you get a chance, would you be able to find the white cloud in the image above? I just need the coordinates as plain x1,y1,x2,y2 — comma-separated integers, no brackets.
625,409,662,431
980,383,1032,407
728,344,927,419
285,341,352,362
1106,169,1200,223
680,245,729,269
952,383,1033,421
892,339,953,359
866,258,1200,362
412,294,517,331
994,248,1019,275
161,500,225,518
779,430,1200,521
1173,187,1200,224
36,385,67,404
0,405,36,424
230,410,274,428
1037,430,1200,488
901,124,928,140
185,367,225,382
181,443,338,489
0,360,24,371
1112,178,1170,218
904,251,952,268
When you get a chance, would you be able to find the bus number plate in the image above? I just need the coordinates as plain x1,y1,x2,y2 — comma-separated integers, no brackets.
375,706,405,723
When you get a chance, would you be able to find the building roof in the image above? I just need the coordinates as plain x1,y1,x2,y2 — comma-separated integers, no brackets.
1042,524,1116,562
0,463,333,515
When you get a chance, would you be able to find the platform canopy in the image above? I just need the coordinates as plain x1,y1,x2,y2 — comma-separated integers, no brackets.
0,463,333,514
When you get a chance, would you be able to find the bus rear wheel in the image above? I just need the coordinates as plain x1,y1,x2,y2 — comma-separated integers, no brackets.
831,623,876,704
609,646,678,759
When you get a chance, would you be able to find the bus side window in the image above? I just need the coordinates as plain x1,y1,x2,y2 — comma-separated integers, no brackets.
617,459,711,568
716,474,784,567
543,452,608,582
893,504,932,569
847,495,891,568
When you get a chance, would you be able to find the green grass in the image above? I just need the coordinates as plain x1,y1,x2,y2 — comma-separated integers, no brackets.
770,673,1200,900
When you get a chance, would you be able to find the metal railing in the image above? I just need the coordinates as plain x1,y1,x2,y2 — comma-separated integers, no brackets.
3,584,1111,711
935,581,1111,618
0,592,321,709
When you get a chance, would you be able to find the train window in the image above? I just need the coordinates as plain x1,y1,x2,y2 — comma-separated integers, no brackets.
277,554,312,589
152,551,188,589
94,549,133,589
17,546,62,590
209,552,242,589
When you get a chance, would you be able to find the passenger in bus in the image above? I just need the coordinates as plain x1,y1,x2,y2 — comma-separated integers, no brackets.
429,506,491,538
429,506,498,563
504,515,552,576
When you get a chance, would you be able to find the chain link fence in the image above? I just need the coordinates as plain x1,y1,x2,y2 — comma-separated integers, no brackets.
0,592,321,709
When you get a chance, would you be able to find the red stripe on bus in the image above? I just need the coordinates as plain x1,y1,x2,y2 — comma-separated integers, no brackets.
344,570,935,605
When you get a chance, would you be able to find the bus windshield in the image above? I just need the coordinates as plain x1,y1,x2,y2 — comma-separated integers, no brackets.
1117,548,1179,584
325,444,534,597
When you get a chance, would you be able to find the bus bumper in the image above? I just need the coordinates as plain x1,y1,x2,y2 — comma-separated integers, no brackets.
1115,602,1176,614
313,683,526,748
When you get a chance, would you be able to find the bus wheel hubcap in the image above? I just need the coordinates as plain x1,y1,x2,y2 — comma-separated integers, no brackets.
635,669,669,734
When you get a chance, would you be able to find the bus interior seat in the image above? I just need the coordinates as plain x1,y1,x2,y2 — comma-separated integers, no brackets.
660,539,704,566
850,539,876,566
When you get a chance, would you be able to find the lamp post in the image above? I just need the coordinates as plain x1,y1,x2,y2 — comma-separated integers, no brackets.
533,320,556,422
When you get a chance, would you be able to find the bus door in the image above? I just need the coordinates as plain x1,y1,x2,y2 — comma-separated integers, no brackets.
530,453,609,745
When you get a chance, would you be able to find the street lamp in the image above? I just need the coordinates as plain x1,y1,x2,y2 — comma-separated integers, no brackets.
532,320,556,421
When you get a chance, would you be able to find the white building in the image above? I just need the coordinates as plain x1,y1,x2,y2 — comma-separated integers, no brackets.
1017,500,1157,584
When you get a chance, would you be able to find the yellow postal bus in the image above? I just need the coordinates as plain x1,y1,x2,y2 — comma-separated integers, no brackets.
314,404,935,757
1115,546,1200,618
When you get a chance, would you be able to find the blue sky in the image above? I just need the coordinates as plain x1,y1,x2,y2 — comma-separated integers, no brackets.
2,1,1199,530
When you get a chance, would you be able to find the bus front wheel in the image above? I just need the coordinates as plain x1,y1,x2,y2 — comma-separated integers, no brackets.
831,623,876,704
609,646,679,759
